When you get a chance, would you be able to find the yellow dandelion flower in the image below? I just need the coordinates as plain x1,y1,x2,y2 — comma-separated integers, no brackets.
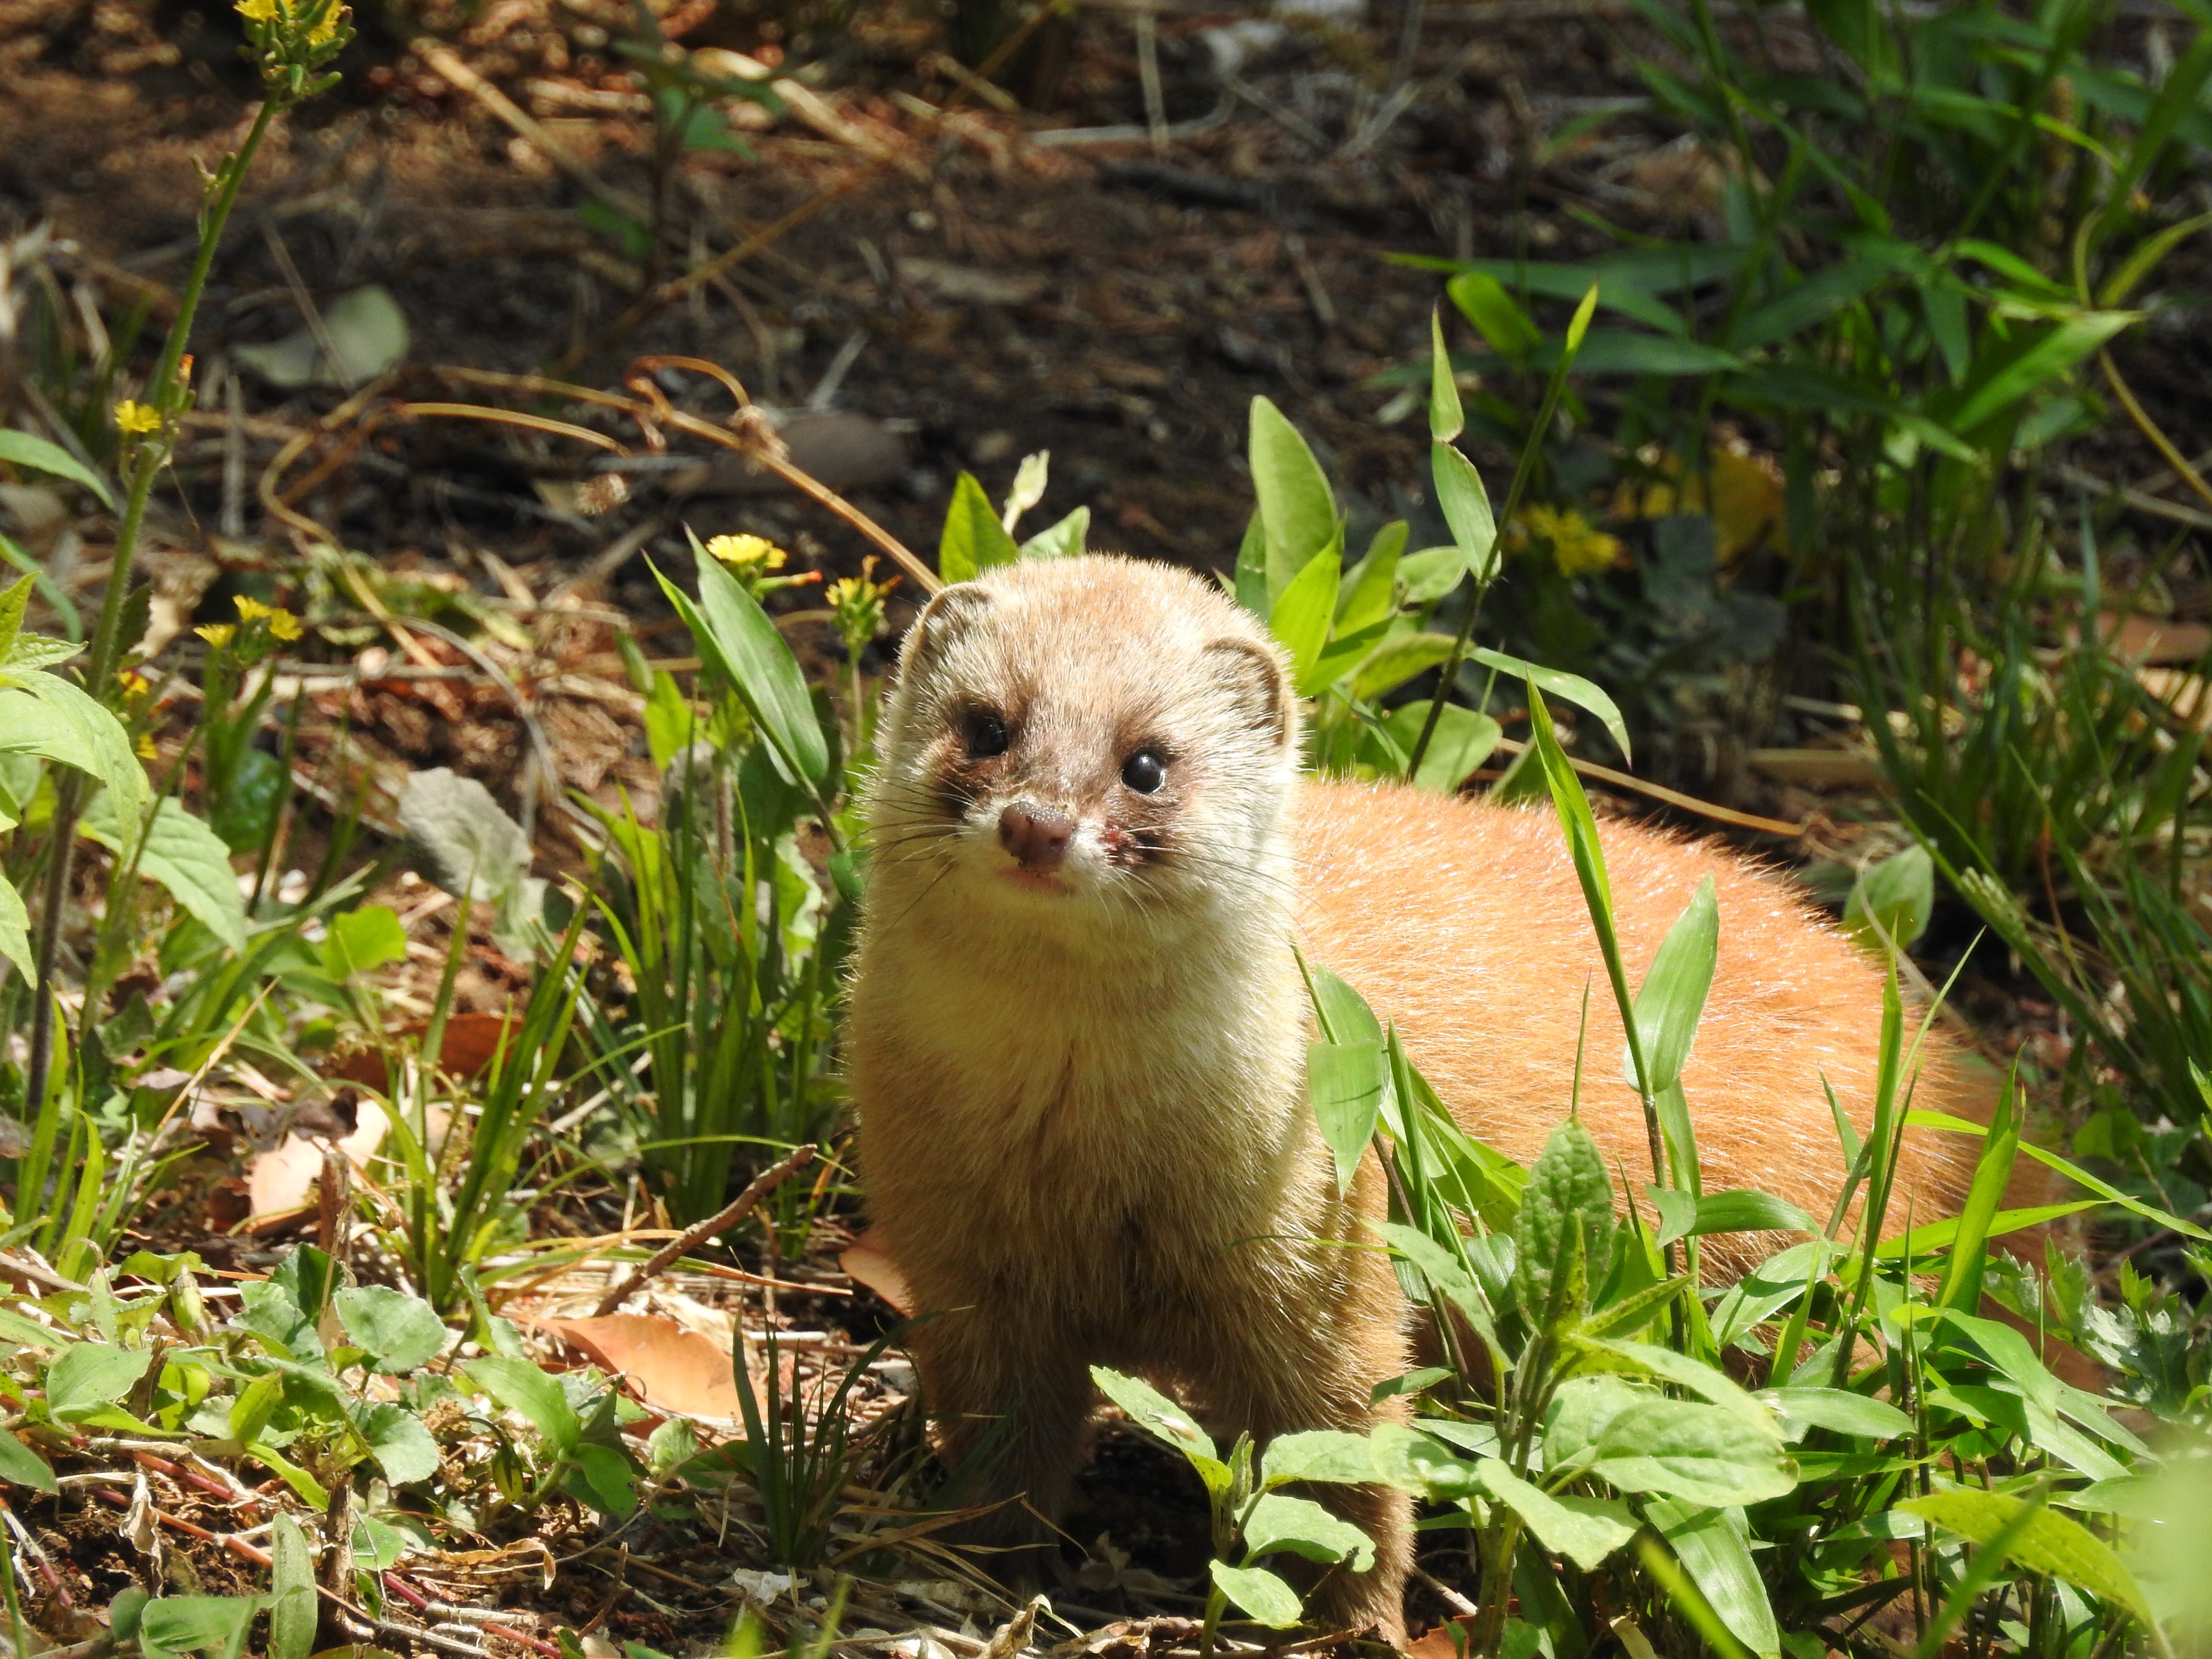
195,623,237,649
234,596,304,640
114,400,162,435
704,533,788,574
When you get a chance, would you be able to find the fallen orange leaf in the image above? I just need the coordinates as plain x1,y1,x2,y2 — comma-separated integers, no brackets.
542,1314,759,1423
243,1096,392,1227
840,1226,912,1314
330,1012,521,1089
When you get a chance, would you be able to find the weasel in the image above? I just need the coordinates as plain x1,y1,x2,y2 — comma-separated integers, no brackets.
847,554,1984,1637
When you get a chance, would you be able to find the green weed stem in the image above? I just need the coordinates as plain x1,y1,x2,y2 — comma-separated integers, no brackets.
22,93,285,1125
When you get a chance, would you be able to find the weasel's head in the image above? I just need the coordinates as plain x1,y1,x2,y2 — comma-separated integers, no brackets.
864,554,1300,938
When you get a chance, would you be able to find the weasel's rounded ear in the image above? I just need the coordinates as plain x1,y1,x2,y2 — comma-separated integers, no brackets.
898,582,994,678
1202,634,1296,748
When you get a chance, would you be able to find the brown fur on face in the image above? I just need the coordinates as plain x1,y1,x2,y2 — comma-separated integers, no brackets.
848,554,1988,1639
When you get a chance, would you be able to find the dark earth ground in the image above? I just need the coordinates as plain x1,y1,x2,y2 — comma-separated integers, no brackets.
0,0,2207,1647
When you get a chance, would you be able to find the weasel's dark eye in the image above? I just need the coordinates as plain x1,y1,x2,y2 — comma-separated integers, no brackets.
1121,750,1168,794
961,710,1010,758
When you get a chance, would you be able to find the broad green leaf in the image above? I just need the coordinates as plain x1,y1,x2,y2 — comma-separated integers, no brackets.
565,1440,640,1516
1755,1387,1911,1439
1579,1338,1776,1427
353,1400,441,1485
349,1512,409,1570
1467,647,1631,762
1644,1500,1780,1659
1349,631,1456,701
1243,1493,1374,1570
137,1596,264,1659
1367,1420,1480,1499
228,1372,285,1445
46,1342,148,1421
1690,1190,1815,1238
1563,1392,1797,1506
82,793,247,954
1261,1430,1377,1488
1249,397,1336,606
0,672,144,825
1091,1365,1215,1461
938,471,1020,581
1513,1118,1615,1322
1445,273,1541,359
397,767,529,902
660,546,829,789
1942,312,2137,434
1337,520,1407,633
1479,1458,1637,1570
1431,443,1498,587
1648,1185,1699,1249
1308,1039,1385,1196
1234,512,1268,618
463,1355,581,1451
247,1442,330,1509
1382,1221,1496,1345
0,1428,55,1492
1901,1490,2158,1630
1382,702,1501,793
1210,1561,1304,1628
0,574,27,661
1271,541,1343,693
1429,309,1466,441
0,870,29,984
267,1514,317,1659
1305,961,1384,1048
322,905,408,980
3,634,79,674
1395,550,1467,606
1843,845,1934,951
1625,876,1717,1096
1018,505,1090,561
333,1286,447,1373
0,428,115,509
1585,1273,1691,1341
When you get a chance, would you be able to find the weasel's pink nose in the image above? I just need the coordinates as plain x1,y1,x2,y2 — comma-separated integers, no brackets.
998,804,1074,872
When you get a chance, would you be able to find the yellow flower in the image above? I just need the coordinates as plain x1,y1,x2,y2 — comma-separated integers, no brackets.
236,0,343,45
136,733,159,760
195,623,237,649
234,595,304,640
1513,504,1624,579
826,556,896,657
114,400,161,436
704,533,787,575
1609,445,1784,560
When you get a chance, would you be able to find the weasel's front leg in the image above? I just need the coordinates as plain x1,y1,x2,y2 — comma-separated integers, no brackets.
909,1306,1093,1576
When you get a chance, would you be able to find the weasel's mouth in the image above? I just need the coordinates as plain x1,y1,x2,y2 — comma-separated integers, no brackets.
998,866,1073,895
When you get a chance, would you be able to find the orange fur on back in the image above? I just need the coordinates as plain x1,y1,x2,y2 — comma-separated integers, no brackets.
1294,783,1986,1271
